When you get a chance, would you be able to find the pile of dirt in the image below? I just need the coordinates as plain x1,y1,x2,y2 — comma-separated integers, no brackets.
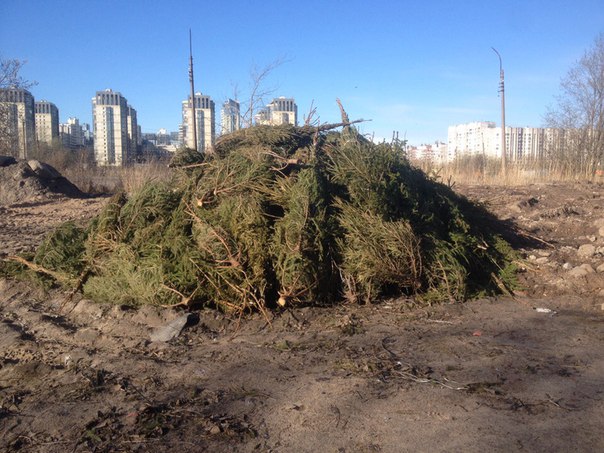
11,124,518,312
0,155,84,206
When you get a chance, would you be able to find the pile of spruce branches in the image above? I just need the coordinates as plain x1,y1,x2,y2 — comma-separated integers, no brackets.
9,122,517,314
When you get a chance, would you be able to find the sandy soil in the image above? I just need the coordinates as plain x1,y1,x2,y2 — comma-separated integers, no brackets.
1,182,603,452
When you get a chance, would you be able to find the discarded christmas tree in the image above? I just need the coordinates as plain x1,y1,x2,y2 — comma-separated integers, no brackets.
9,119,518,313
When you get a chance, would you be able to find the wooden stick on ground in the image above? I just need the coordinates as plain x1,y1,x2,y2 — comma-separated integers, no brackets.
6,255,76,286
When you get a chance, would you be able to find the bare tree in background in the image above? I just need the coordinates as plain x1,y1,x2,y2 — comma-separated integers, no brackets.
0,58,37,155
0,59,36,90
545,33,604,176
239,58,285,128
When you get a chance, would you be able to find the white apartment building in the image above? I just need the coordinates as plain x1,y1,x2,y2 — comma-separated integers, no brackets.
181,92,215,153
447,122,497,159
447,122,558,162
60,117,86,149
92,89,131,166
408,142,448,163
221,98,240,135
0,88,36,158
255,97,298,126
34,101,59,145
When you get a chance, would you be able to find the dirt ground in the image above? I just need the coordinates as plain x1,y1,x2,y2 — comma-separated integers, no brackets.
0,182,603,452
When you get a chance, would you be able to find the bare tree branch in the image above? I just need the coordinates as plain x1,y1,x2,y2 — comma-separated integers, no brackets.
0,58,37,156
240,57,287,127
0,58,37,89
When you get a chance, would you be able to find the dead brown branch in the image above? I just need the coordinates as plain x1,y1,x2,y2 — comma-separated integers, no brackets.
6,255,76,286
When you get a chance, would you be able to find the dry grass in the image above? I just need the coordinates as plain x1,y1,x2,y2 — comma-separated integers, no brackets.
61,161,172,195
118,160,173,194
413,156,604,187
27,145,173,195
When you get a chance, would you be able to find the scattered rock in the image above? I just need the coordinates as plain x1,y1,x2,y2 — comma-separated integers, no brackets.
562,262,573,270
28,160,61,180
577,244,596,258
568,264,595,278
149,314,192,342
519,197,539,208
541,205,580,218
581,263,596,273
537,250,551,257
568,267,587,278
209,424,222,435
597,263,604,273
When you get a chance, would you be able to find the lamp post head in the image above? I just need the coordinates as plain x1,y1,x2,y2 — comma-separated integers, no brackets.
491,47,503,75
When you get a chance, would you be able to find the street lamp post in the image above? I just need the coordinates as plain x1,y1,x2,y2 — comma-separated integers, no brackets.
492,47,506,179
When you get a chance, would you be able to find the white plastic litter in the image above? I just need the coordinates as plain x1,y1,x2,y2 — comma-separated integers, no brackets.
534,307,557,314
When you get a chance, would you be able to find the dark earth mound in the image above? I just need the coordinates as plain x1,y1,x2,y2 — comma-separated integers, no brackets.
0,156,84,206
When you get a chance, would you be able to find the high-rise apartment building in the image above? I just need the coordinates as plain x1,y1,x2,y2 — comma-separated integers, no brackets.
447,122,497,159
83,122,93,145
447,122,563,162
35,101,59,145
255,97,298,126
60,117,86,149
407,142,449,163
0,88,35,159
92,89,131,166
127,105,139,157
220,99,240,135
181,92,215,152
254,109,270,125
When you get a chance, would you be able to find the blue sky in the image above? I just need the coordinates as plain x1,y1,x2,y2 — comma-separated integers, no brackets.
1,0,603,144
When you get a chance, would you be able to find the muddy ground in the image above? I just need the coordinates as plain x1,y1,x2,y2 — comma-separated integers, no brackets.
0,182,603,452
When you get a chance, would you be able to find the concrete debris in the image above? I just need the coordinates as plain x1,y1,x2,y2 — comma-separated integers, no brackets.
149,313,192,343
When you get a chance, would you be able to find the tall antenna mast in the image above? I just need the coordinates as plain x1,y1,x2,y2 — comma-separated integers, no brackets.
189,29,198,151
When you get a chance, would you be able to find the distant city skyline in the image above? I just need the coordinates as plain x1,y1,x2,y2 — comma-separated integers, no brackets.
1,0,603,145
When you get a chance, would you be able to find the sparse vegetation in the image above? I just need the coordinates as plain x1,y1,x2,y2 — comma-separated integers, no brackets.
414,153,604,187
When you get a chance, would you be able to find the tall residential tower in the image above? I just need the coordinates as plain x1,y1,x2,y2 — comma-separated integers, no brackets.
92,89,131,166
255,97,298,126
181,92,215,152
35,100,59,145
220,98,240,135
0,88,35,158
126,105,139,158
59,117,87,149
